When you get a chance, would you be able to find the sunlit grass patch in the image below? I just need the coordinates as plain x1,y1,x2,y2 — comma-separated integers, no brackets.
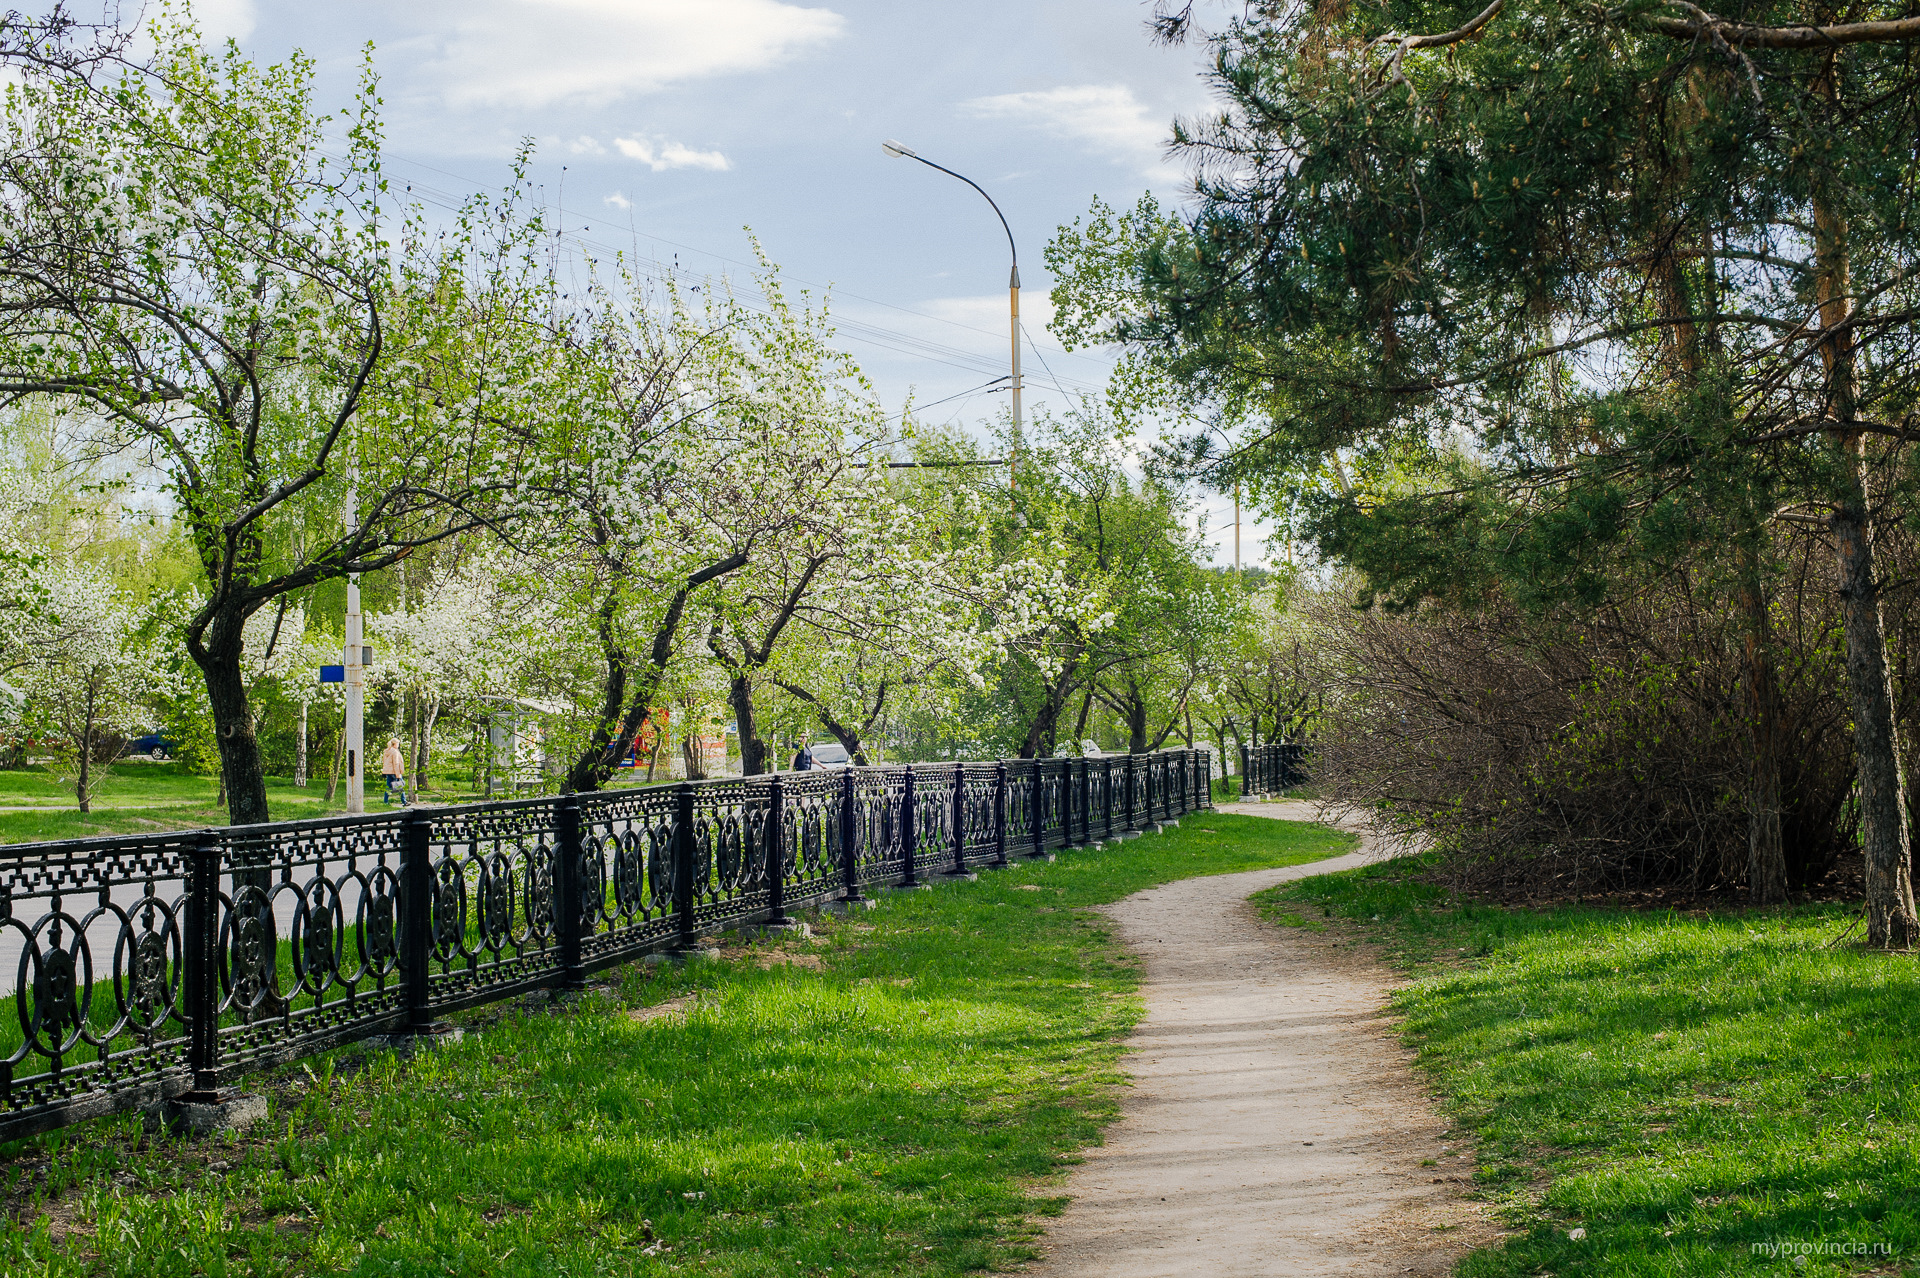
1256,859,1920,1277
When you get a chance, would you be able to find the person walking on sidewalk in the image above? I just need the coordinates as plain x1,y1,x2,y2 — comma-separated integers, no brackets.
380,737,406,805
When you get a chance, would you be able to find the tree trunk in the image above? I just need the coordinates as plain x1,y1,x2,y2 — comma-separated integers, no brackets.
1738,550,1787,905
567,551,748,794
1072,687,1095,747
1810,77,1920,946
188,601,271,827
1125,685,1149,754
771,678,874,765
295,700,308,787
728,674,769,777
1830,462,1918,945
77,680,94,814
682,730,707,781
414,698,439,792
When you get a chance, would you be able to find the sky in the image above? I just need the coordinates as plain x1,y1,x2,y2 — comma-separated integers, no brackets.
127,0,1277,566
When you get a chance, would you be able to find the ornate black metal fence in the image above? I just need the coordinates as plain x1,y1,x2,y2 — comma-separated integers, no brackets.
1239,743,1310,795
0,746,1210,1144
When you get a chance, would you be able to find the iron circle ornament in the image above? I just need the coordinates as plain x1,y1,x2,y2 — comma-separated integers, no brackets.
289,874,344,995
16,909,91,1057
111,899,182,1034
646,821,674,911
430,859,468,958
478,852,514,948
355,865,400,974
614,829,646,917
220,886,279,1018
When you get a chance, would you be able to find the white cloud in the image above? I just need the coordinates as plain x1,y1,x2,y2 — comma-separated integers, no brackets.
962,84,1173,178
604,191,633,210
614,135,732,172
568,135,608,156
416,0,845,109
190,0,258,44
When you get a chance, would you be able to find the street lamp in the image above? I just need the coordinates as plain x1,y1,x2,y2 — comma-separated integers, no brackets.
881,139,1022,470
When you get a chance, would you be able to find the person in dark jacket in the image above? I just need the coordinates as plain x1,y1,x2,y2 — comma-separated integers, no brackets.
792,744,814,771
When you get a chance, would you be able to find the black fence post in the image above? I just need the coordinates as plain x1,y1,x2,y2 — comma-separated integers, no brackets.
1239,743,1251,797
1097,757,1109,839
1075,759,1088,844
993,761,1009,867
950,763,967,873
841,766,863,901
900,766,919,886
1029,762,1046,858
182,831,223,1099
1121,752,1136,832
766,774,789,923
400,808,435,1032
555,795,587,991
673,782,698,949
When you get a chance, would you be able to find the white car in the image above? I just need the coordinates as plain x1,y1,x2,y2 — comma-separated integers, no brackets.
796,742,852,769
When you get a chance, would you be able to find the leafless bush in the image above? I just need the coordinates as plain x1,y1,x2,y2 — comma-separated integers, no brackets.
1310,564,1856,897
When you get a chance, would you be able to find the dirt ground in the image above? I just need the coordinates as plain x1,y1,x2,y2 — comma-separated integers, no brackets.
1029,803,1502,1277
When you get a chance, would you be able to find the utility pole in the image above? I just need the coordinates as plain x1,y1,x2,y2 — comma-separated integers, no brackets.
344,474,365,814
1234,483,1242,578
882,139,1022,484
1009,259,1022,481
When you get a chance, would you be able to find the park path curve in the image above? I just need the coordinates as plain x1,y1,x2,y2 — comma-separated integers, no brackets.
1029,802,1494,1277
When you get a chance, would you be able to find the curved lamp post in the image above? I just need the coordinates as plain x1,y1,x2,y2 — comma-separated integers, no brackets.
882,139,1022,469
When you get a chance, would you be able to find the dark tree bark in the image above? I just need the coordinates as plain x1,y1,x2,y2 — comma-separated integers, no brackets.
1810,86,1920,946
773,676,884,765
704,555,828,777
726,673,770,777
188,597,271,827
564,550,749,793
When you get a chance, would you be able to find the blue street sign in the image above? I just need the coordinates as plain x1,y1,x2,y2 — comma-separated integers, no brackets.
319,665,345,683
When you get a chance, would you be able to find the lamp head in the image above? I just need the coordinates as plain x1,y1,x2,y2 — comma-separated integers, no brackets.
881,138,916,159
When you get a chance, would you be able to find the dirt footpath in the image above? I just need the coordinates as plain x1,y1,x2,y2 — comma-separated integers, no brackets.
1030,804,1496,1277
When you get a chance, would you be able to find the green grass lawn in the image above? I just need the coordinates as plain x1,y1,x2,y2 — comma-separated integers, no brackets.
0,812,1351,1277
1254,856,1920,1278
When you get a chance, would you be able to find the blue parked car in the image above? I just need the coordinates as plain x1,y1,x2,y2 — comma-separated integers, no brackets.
122,730,180,761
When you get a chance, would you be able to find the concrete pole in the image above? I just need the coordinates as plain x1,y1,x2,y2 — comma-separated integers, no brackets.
1010,262,1023,485
345,572,364,813
1234,483,1242,578
344,469,364,814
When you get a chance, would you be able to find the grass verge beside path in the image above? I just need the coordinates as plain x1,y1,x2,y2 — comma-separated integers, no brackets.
0,813,1350,1278
1255,857,1920,1278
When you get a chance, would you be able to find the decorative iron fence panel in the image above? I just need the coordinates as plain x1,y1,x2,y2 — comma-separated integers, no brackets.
686,778,774,931
1004,760,1037,857
910,768,956,876
1242,743,1309,793
1038,760,1069,851
418,798,565,1014
0,831,201,1136
778,772,844,909
0,747,1209,1142
216,813,410,1071
849,766,907,887
577,787,681,972
957,764,1002,867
